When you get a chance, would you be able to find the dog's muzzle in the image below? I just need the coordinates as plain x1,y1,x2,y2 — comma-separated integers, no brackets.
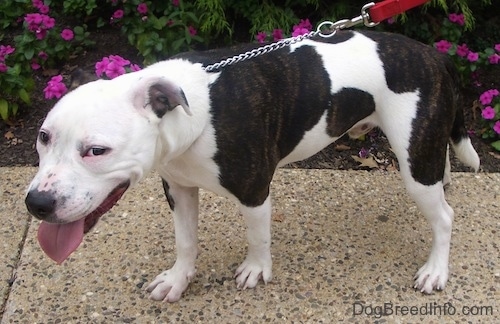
25,189,57,221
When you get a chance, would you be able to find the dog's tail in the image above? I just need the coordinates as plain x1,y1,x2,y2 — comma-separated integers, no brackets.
447,59,480,171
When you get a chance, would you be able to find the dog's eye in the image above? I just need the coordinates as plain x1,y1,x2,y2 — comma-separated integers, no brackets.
85,147,108,157
38,130,50,144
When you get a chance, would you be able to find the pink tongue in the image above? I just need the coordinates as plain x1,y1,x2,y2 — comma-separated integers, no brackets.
37,219,85,264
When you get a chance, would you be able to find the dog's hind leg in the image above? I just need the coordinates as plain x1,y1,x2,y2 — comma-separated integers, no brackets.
146,183,199,302
234,195,273,289
403,175,453,293
379,102,453,293
392,151,453,294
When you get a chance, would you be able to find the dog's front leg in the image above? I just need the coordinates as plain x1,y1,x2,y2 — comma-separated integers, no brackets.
146,182,199,302
235,195,273,289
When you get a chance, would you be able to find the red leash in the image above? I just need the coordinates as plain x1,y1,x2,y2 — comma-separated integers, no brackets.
369,0,430,23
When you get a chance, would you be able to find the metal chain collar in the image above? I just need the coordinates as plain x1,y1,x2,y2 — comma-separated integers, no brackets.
202,2,378,72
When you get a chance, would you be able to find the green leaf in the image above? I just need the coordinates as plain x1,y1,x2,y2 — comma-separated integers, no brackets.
74,26,84,35
97,17,106,28
24,48,34,60
127,33,136,45
11,102,19,117
151,16,164,30
185,12,199,23
172,38,185,51
0,99,8,120
18,88,31,105
491,140,500,151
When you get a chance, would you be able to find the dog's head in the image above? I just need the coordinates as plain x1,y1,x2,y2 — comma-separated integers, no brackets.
25,69,191,264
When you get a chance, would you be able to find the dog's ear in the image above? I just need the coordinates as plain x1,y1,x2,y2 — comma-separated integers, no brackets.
69,68,98,90
133,77,191,118
148,81,191,117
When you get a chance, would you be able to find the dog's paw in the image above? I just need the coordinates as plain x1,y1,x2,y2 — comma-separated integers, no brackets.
145,267,196,302
234,254,272,289
413,261,449,294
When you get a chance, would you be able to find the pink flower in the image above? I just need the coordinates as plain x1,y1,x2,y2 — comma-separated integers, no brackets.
481,106,496,120
42,15,55,28
0,45,15,56
479,89,499,105
95,55,133,79
256,32,267,44
44,75,68,99
494,121,500,135
95,57,110,77
0,63,7,73
166,19,174,27
109,55,130,66
296,18,312,31
495,44,500,52
25,13,43,31
467,51,478,62
456,43,469,57
32,0,44,9
31,61,40,70
104,61,126,79
448,13,465,26
39,5,49,14
489,54,499,64
188,26,197,36
130,64,141,72
25,13,55,40
61,29,74,41
38,51,48,60
292,27,308,37
172,0,180,7
292,19,312,37
435,40,452,53
112,9,124,19
0,45,15,61
272,29,283,41
137,3,148,15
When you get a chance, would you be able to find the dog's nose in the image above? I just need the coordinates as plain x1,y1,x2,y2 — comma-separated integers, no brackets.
25,190,56,220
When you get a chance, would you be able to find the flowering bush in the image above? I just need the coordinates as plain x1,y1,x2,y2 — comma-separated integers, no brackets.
105,0,204,64
95,55,141,79
43,75,67,100
432,13,499,151
42,55,142,100
256,19,313,43
0,0,93,120
478,89,500,150
434,13,499,86
0,44,34,120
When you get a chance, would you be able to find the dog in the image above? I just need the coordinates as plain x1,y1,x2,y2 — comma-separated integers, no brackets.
25,30,480,302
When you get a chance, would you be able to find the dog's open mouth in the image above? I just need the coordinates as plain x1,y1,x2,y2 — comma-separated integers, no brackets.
37,181,130,264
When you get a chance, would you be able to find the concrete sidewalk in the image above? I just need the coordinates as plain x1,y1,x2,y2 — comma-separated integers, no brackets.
1,167,498,323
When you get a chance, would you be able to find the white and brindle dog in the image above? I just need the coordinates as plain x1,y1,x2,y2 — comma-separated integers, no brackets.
26,30,479,302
